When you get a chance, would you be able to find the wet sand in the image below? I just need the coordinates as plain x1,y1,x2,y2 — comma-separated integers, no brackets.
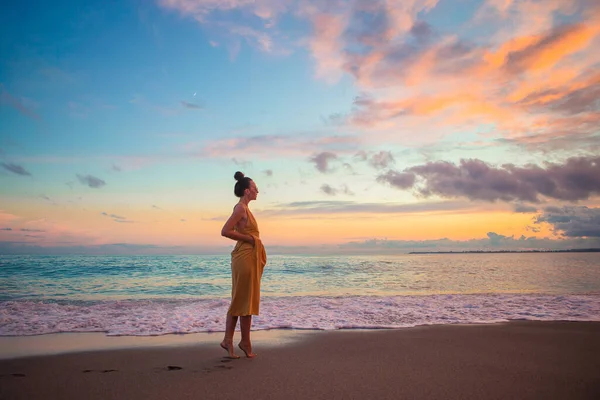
1,321,599,400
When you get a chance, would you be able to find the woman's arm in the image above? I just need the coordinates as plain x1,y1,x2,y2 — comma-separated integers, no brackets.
221,204,255,244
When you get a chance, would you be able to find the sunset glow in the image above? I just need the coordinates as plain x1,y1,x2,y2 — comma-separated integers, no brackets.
1,0,599,254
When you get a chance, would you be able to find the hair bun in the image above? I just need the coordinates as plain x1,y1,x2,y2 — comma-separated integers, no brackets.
234,171,245,181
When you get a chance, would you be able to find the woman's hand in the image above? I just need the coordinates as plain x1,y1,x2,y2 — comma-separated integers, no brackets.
248,235,255,246
221,205,247,241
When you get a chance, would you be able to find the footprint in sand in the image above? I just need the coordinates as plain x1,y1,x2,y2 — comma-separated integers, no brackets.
0,373,26,378
198,363,234,374
152,366,184,373
81,369,117,373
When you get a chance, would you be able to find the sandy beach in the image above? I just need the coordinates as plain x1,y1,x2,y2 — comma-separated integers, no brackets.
1,321,599,400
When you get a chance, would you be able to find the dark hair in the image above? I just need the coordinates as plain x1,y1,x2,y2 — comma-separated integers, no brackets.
234,171,252,197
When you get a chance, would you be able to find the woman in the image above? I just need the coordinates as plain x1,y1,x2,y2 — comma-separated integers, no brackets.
220,171,267,358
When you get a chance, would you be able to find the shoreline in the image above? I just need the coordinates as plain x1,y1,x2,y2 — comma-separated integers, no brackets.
1,321,599,399
0,320,600,362
0,329,318,360
1,319,600,360
0,320,565,360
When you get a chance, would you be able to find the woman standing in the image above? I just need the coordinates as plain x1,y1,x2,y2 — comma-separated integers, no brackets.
220,171,267,358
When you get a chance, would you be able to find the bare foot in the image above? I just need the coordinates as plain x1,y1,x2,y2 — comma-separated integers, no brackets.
220,340,240,359
238,342,257,358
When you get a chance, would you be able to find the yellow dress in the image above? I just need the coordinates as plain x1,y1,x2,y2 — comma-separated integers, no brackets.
228,203,267,316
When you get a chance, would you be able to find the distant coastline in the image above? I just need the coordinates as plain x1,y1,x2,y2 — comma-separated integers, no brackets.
409,248,600,254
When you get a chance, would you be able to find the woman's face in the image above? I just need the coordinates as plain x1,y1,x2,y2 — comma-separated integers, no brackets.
246,180,259,200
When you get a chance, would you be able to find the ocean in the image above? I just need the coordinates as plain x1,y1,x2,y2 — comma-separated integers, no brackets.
1,253,600,336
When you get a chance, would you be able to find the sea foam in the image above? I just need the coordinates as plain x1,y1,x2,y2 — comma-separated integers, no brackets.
1,294,599,336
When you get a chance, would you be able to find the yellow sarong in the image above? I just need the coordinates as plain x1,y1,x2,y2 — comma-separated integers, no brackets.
228,204,267,316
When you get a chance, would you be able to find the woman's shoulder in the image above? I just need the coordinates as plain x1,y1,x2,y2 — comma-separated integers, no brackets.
233,202,248,213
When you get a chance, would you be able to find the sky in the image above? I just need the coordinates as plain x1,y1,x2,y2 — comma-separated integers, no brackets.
1,0,599,255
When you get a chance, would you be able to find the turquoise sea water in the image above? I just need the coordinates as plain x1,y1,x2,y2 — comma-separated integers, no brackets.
1,253,599,335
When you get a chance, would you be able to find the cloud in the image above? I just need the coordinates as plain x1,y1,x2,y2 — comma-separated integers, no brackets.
38,195,57,205
338,233,600,253
228,24,275,52
259,199,478,217
180,101,203,109
319,2,600,149
320,184,337,196
309,151,338,173
503,23,596,75
101,212,126,219
200,133,360,159
354,150,368,162
376,170,415,189
341,184,354,196
380,156,600,203
156,0,599,154
369,151,395,169
497,119,600,154
0,210,19,223
319,183,353,196
0,84,40,120
321,112,347,126
535,206,600,237
308,12,347,82
410,20,435,43
157,0,286,54
77,174,106,188
1,162,31,176
111,164,122,172
158,0,246,23
514,69,600,117
514,204,538,213
231,158,252,169
101,212,134,223
0,217,104,247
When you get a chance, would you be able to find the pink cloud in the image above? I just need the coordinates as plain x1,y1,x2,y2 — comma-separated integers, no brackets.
309,13,347,82
157,0,291,54
156,0,599,149
0,215,106,247
0,210,20,224
197,133,362,159
158,0,289,21
475,0,579,40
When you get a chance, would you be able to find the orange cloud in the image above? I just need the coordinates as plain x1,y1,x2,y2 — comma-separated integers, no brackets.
156,0,599,150
502,23,597,74
346,8,599,145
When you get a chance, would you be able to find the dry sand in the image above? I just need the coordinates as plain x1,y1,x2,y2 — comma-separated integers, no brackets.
1,321,599,400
